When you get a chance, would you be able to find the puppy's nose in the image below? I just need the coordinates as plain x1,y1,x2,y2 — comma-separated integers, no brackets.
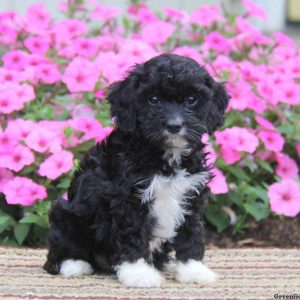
166,119,183,134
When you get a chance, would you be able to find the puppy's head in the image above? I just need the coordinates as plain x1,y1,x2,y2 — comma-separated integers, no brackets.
108,53,229,151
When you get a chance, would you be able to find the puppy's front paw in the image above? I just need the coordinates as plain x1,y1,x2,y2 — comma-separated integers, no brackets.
60,259,94,277
116,258,164,288
175,259,217,284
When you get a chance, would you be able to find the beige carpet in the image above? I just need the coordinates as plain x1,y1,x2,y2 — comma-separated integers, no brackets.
0,247,299,300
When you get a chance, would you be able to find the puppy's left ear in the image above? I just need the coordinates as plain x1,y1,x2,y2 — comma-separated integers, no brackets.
107,69,140,132
206,81,230,134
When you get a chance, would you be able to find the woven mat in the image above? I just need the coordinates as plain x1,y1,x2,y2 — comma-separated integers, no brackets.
0,247,299,300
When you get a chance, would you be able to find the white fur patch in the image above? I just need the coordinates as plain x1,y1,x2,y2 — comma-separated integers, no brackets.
140,170,209,252
60,259,93,277
174,259,217,284
116,258,164,287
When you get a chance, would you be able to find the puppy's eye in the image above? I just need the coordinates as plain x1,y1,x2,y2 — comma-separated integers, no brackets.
148,96,160,105
185,96,198,106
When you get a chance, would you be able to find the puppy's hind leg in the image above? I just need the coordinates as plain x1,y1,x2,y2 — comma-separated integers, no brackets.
43,200,94,277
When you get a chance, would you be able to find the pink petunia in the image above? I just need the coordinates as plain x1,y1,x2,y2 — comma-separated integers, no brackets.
54,19,87,40
220,146,241,165
73,37,98,58
15,83,35,104
0,131,19,154
6,119,36,141
3,176,47,206
0,68,24,84
25,128,62,153
173,46,204,65
140,21,175,45
38,150,73,180
0,24,17,45
63,58,99,93
0,168,14,192
0,87,24,114
0,144,35,172
24,36,50,56
164,7,186,20
275,153,299,180
255,116,277,131
208,168,229,195
2,50,29,71
190,5,225,27
268,180,300,217
89,4,121,21
35,63,61,84
26,3,52,31
258,130,285,152
204,32,231,54
243,0,267,20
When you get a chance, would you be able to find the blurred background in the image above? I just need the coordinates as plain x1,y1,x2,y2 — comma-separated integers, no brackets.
1,0,300,39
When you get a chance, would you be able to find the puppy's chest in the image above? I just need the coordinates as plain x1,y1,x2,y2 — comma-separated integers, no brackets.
140,169,209,251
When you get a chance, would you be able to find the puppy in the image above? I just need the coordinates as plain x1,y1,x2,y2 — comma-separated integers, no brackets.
43,53,229,287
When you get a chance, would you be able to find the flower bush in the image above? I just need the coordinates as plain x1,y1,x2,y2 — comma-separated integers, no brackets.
0,0,299,246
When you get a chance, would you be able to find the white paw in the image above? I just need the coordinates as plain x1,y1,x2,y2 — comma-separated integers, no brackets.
60,259,94,277
175,259,217,284
116,258,164,288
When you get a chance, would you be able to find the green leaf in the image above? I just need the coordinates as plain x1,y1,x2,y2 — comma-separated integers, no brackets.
205,206,230,233
19,215,48,229
20,164,36,175
14,223,30,244
256,159,273,173
228,166,250,181
243,201,269,221
0,215,10,225
57,177,71,189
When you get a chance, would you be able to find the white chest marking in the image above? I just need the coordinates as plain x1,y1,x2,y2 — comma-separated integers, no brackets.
140,170,209,252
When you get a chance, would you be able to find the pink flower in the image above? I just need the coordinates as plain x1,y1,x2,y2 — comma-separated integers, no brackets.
89,4,121,21
275,153,299,180
0,168,14,193
258,130,285,152
25,128,62,153
73,37,98,58
38,150,73,180
255,116,276,131
220,146,241,165
209,168,229,194
24,36,50,55
0,131,19,154
14,83,35,104
0,68,24,83
204,32,231,54
140,21,175,45
0,145,35,172
0,87,24,114
268,180,300,217
243,0,267,20
63,58,99,93
247,95,266,114
190,5,225,27
164,7,186,20
280,83,300,105
3,176,47,206
2,50,29,71
216,127,259,154
26,3,51,31
0,24,17,45
35,63,61,84
55,19,87,40
6,119,36,141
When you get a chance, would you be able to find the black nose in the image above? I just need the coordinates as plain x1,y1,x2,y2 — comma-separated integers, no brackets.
166,120,183,134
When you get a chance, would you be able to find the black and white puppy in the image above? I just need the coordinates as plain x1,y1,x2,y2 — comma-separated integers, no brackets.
44,54,229,287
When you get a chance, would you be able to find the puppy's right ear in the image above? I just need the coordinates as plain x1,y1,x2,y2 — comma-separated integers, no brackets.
107,69,140,132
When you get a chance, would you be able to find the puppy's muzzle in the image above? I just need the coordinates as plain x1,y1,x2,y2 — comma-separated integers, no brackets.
166,118,183,134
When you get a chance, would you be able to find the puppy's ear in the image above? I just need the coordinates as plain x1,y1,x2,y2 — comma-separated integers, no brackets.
206,81,230,134
107,69,140,132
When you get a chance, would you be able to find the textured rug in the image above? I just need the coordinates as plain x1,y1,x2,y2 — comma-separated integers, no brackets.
0,247,299,300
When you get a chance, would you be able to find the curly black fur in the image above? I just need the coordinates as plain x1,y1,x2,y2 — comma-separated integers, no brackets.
43,54,229,276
